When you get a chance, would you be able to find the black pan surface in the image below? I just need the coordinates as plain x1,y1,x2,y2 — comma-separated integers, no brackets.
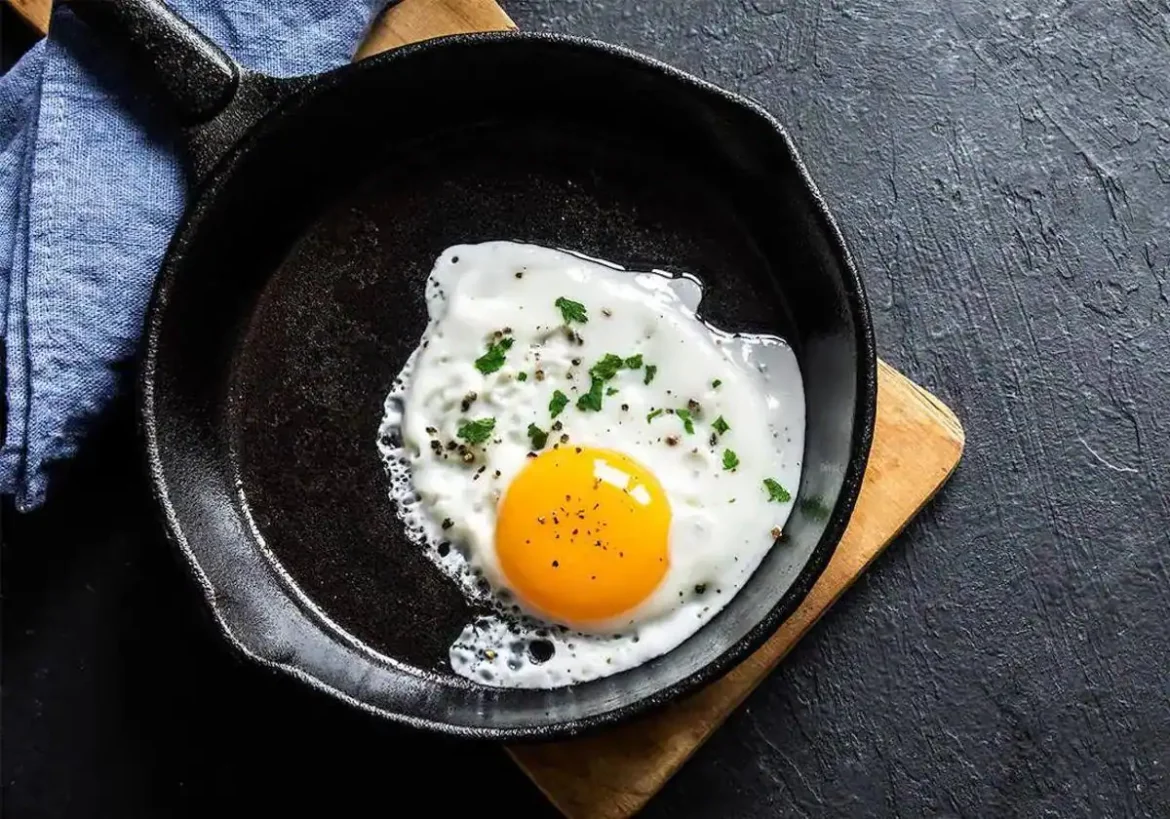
79,3,876,739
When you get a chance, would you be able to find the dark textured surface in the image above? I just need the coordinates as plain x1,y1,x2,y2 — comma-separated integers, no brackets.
1,6,40,74
3,0,1169,815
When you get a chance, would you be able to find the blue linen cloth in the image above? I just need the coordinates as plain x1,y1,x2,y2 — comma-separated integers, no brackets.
0,0,388,510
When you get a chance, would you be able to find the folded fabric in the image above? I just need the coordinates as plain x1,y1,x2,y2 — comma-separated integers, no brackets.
0,0,388,510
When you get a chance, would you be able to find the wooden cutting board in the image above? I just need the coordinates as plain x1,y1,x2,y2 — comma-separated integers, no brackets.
8,0,49,32
507,359,963,818
13,2,965,816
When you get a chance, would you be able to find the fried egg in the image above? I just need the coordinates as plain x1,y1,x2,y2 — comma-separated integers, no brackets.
378,241,804,688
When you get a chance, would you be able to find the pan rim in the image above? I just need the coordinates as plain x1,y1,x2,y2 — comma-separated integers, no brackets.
138,30,878,740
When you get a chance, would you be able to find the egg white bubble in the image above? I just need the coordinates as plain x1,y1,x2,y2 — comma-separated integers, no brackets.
378,241,804,689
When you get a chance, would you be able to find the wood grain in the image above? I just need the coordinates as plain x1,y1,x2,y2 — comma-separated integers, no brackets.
7,2,964,815
506,360,965,819
8,0,49,34
357,0,514,57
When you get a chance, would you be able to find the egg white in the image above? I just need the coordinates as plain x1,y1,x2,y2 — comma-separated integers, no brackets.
378,241,804,688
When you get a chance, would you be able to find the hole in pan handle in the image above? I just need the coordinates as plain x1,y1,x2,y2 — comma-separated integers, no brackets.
61,0,307,185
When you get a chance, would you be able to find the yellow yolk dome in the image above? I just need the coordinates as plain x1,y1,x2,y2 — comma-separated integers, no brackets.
495,446,671,626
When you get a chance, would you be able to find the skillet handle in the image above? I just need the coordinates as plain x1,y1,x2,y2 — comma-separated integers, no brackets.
62,0,303,185
61,0,239,127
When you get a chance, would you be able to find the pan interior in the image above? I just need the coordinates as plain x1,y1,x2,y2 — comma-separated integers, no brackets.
151,37,866,734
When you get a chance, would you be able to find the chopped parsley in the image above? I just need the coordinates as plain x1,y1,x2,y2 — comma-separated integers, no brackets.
549,390,569,418
764,478,791,503
572,352,642,413
712,415,730,435
647,408,665,423
555,297,588,324
577,377,605,412
474,336,513,375
517,372,528,382
589,353,625,381
722,449,740,470
675,408,695,434
712,379,722,388
527,423,549,450
643,364,658,385
457,417,496,445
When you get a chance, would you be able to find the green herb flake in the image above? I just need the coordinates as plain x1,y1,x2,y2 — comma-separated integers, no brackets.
712,379,722,388
712,415,730,435
647,408,665,423
517,372,528,382
624,354,643,369
722,449,740,471
764,478,791,503
457,417,496,445
675,408,695,435
589,354,625,381
606,387,619,396
549,390,569,418
474,336,514,375
577,377,605,412
555,297,588,324
527,423,549,450
643,364,658,385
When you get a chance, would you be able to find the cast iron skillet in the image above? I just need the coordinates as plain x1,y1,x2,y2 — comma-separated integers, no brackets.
66,0,876,739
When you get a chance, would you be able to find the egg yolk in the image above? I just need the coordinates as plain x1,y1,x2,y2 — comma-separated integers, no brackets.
495,446,671,626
